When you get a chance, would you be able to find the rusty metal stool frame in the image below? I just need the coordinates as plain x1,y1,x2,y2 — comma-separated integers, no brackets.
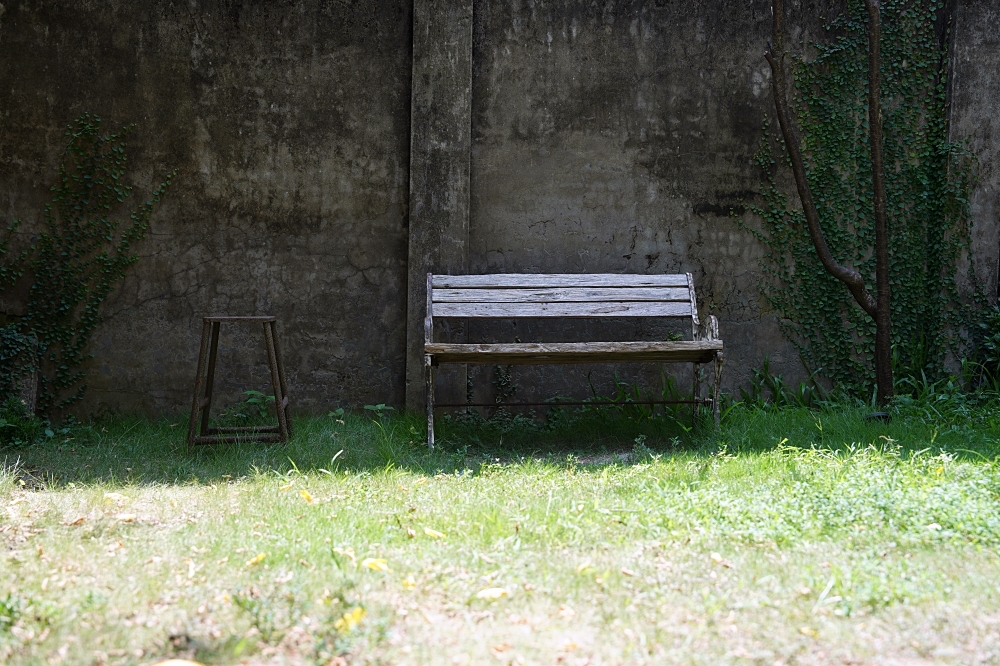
187,316,292,447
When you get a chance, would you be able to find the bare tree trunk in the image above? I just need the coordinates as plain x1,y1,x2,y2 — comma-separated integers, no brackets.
865,0,894,405
764,0,894,405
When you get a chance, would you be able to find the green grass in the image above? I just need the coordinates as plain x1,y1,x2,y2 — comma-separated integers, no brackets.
2,403,1000,664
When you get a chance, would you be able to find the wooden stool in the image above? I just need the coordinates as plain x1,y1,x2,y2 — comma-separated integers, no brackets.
187,316,292,446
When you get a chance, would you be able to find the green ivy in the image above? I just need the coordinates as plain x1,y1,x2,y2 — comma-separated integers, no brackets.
747,0,977,395
1,114,174,413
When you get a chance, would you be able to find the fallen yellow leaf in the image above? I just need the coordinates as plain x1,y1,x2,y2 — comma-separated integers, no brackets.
279,483,294,491
424,527,445,539
575,559,592,573
799,626,818,637
332,547,356,564
362,557,390,572
300,489,314,503
333,606,366,632
402,575,417,590
245,552,267,567
476,587,508,600
710,552,723,563
620,567,636,577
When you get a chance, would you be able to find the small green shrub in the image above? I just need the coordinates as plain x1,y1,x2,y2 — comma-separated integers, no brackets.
971,304,1000,386
0,396,47,447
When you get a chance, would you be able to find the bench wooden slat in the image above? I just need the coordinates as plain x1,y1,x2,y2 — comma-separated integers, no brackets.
433,287,691,304
433,301,693,318
425,341,723,365
432,274,690,289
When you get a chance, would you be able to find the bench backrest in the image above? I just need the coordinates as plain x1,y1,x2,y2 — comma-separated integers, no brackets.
427,272,701,338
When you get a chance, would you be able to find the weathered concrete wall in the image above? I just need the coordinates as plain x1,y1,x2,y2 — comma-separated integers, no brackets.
0,0,412,414
465,0,844,399
405,0,473,411
1,0,997,415
951,0,1000,297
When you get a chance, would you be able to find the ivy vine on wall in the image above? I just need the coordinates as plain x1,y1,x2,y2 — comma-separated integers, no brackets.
0,114,174,413
747,0,976,394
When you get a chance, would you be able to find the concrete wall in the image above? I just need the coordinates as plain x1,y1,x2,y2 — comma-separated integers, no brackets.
0,0,997,415
951,0,1000,297
464,0,838,401
0,0,413,413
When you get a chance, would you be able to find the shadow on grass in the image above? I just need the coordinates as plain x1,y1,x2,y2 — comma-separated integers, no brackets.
4,401,1000,487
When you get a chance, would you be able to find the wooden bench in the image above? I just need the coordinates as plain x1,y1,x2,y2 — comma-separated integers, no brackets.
423,273,723,447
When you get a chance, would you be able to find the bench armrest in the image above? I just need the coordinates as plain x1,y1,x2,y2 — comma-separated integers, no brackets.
695,315,719,342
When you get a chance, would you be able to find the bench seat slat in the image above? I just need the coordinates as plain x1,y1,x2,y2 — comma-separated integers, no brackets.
433,287,691,303
433,301,693,318
425,341,723,365
432,274,690,289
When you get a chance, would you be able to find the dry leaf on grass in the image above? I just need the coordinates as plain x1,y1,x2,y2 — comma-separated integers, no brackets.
476,587,508,600
334,606,366,632
300,489,314,503
362,557,390,572
245,552,267,567
424,527,446,539
710,551,732,568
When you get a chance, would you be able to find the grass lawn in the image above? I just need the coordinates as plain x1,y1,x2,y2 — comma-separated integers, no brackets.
3,402,1000,665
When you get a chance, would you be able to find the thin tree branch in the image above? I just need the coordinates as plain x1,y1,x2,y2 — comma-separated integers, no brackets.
764,0,878,318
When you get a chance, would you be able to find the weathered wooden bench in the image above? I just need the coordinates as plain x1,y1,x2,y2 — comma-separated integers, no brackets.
423,273,723,447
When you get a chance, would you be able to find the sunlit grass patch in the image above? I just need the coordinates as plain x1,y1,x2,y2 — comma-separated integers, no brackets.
2,403,1000,664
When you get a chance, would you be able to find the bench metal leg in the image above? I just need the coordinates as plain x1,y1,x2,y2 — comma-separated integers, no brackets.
425,355,435,449
692,362,701,428
713,352,724,426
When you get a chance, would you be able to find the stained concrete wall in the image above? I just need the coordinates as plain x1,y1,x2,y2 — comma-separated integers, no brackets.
0,0,413,413
0,0,997,415
463,0,842,401
951,0,1000,297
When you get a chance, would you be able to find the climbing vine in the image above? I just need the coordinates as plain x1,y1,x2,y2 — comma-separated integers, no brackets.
748,0,976,394
0,114,174,413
